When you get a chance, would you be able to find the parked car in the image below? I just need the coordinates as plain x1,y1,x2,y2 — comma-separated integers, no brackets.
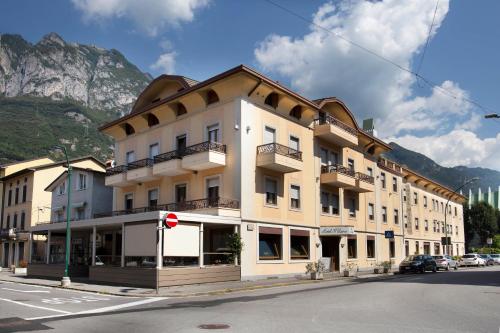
479,254,495,266
399,255,437,273
433,255,458,271
460,254,486,267
490,254,500,265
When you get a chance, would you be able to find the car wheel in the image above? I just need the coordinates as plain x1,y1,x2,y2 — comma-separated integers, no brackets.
432,266,437,273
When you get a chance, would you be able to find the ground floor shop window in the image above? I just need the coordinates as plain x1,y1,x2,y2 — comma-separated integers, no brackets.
424,242,430,255
415,241,419,254
389,239,395,258
163,257,198,266
348,236,357,259
290,229,309,260
259,227,282,260
366,236,375,258
434,242,440,255
125,256,156,267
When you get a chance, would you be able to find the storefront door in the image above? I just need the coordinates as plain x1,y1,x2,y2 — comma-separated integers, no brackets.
321,236,340,272
3,243,9,267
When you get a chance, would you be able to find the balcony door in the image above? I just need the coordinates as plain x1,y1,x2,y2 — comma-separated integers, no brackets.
207,178,220,206
149,143,159,159
176,134,187,152
264,126,276,144
126,151,135,164
207,124,220,143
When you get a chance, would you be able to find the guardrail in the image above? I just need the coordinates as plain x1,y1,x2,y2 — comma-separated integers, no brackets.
314,114,358,136
127,158,154,170
182,141,227,157
153,150,183,163
105,165,127,176
355,172,375,184
320,164,355,177
256,143,302,161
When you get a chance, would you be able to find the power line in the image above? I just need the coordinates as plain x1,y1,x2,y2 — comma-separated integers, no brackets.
415,0,440,76
263,0,500,124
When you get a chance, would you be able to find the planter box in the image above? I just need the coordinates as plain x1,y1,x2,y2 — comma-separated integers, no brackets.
343,270,356,277
14,267,27,275
311,272,324,280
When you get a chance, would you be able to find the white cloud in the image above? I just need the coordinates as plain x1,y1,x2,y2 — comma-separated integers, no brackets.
254,0,478,137
72,0,210,36
390,130,500,170
150,52,176,74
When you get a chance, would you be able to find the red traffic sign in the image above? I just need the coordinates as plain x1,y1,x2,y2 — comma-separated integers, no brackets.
163,213,178,228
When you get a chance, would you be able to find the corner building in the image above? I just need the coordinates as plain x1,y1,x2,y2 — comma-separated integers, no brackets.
52,65,464,284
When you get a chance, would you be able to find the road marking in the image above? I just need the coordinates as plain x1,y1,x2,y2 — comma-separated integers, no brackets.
0,297,72,315
75,297,167,314
41,296,110,305
2,288,50,293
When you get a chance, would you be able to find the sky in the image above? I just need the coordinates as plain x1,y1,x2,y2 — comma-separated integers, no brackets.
1,0,499,170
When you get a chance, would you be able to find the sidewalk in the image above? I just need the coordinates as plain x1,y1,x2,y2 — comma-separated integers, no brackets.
0,270,396,298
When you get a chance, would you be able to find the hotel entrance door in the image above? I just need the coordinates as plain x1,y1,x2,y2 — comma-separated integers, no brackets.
321,236,340,272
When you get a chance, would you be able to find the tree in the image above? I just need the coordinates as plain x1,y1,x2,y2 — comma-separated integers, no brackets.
464,202,498,247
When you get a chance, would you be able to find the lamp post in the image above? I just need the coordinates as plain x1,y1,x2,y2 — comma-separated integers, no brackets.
444,177,479,255
52,145,72,287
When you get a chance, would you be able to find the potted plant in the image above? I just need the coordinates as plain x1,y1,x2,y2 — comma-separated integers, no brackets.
374,262,384,274
382,261,392,273
14,261,27,275
227,233,244,265
343,262,357,277
306,260,326,280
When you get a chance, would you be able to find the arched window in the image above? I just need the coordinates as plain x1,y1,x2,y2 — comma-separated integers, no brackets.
147,113,159,127
264,92,279,109
176,103,187,117
124,123,135,136
206,89,219,105
289,105,302,120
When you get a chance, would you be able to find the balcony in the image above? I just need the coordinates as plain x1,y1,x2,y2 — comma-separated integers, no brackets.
320,164,356,187
126,158,157,183
256,143,303,173
314,114,358,147
153,150,188,176
181,141,227,171
0,228,29,241
353,172,375,193
105,165,131,187
93,197,240,218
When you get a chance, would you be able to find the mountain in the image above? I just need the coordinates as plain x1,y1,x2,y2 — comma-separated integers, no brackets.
0,32,153,164
0,32,151,115
384,142,500,194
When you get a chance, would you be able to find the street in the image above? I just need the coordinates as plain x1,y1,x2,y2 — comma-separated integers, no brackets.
0,266,499,333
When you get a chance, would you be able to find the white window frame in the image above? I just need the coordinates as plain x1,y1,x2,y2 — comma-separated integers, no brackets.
263,125,277,145
124,192,134,210
77,173,87,191
288,226,312,263
204,174,222,199
173,182,188,203
149,142,160,159
206,123,221,143
264,176,279,208
256,223,285,264
289,184,301,211
147,187,160,207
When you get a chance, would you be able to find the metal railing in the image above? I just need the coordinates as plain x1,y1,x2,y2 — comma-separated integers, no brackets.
153,150,183,163
355,172,375,184
127,158,153,170
314,114,358,136
93,197,240,218
320,164,355,177
256,143,302,161
182,141,227,157
106,165,127,176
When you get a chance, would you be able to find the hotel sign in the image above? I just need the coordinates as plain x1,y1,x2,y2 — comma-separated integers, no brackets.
320,226,355,236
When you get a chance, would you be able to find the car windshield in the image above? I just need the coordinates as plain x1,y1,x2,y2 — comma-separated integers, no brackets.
462,255,475,258
433,256,444,259
406,255,425,261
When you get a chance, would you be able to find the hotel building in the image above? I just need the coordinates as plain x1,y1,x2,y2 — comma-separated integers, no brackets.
28,65,466,287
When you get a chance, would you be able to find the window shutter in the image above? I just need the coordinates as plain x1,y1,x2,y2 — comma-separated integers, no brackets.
207,178,219,188
290,186,300,199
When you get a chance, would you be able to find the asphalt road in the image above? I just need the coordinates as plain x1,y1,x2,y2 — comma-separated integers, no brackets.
0,266,499,333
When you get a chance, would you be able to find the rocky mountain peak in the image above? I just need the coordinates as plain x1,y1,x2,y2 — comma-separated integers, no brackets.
38,32,66,47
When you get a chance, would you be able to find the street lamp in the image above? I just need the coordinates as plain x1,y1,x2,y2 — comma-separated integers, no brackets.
444,177,479,255
51,145,72,287
485,114,500,119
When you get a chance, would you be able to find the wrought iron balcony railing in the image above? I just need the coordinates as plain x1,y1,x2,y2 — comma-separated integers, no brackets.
93,197,239,218
127,158,154,170
320,164,355,177
106,165,127,176
256,143,302,161
314,114,358,136
153,150,183,163
182,141,227,157
355,172,375,184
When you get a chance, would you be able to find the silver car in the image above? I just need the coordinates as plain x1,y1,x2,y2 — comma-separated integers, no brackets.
433,255,458,271
490,254,500,265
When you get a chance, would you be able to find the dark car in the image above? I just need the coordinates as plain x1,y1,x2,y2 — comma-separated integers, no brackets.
399,255,437,273
479,254,495,266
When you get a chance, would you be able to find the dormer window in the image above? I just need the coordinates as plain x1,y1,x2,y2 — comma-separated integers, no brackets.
290,105,302,120
124,123,135,136
176,103,187,117
206,89,219,105
147,113,159,127
264,92,279,109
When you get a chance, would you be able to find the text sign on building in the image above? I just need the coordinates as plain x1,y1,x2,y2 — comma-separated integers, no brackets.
384,231,394,239
320,226,355,236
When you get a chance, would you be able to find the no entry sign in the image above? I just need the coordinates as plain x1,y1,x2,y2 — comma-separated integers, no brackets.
163,213,178,228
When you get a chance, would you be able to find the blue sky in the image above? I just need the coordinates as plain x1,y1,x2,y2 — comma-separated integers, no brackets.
1,0,499,169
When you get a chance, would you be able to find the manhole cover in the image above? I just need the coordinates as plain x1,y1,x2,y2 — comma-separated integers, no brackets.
198,324,230,330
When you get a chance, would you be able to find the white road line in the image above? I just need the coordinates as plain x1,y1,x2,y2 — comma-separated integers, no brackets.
0,297,72,315
2,287,50,293
75,297,167,314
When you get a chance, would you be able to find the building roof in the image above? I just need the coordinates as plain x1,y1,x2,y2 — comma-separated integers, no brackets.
0,156,54,169
0,156,105,181
44,167,105,192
